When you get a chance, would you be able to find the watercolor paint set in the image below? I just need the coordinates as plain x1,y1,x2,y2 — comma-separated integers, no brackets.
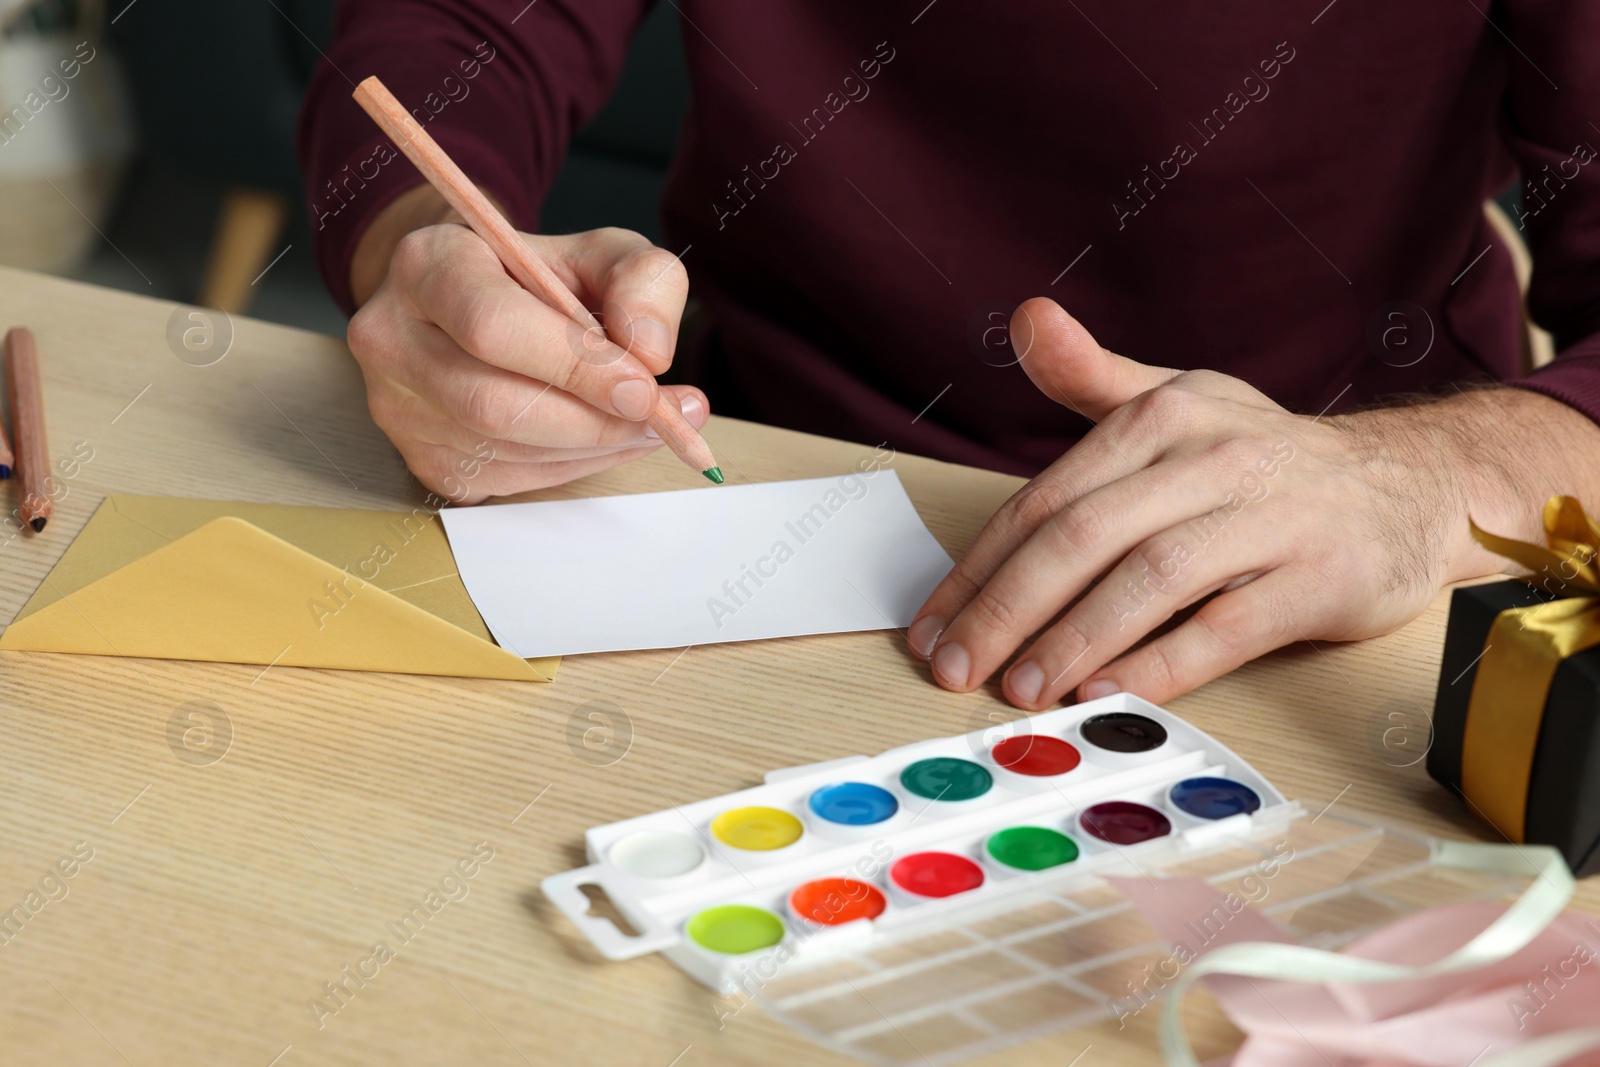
542,694,1532,1065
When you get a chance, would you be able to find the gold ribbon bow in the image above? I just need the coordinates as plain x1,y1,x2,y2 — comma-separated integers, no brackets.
1461,496,1600,842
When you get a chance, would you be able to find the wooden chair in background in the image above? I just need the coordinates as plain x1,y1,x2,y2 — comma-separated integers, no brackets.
109,0,331,316
1486,198,1556,373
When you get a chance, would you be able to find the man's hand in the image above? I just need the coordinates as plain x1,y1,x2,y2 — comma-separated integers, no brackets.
347,186,708,503
908,297,1600,709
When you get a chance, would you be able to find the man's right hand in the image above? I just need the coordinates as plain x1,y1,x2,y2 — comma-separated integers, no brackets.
346,188,708,503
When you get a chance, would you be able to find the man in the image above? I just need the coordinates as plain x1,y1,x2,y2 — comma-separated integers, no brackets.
300,1,1600,710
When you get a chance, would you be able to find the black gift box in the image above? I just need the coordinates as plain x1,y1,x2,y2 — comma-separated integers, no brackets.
1428,579,1600,877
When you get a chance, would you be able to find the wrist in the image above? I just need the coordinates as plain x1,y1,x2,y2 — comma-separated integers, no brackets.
1326,387,1600,586
1441,387,1600,580
1325,395,1521,586
349,183,460,307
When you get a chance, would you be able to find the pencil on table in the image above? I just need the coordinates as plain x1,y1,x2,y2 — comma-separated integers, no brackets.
6,327,50,532
0,394,12,479
351,76,724,485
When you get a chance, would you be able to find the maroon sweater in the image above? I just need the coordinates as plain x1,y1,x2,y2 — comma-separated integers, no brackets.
300,1,1600,476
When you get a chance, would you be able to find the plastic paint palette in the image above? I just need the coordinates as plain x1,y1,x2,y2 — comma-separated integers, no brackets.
543,694,1282,981
542,694,1529,1065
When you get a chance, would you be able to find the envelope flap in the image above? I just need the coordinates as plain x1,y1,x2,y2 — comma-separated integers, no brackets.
2,511,554,681
12,495,497,644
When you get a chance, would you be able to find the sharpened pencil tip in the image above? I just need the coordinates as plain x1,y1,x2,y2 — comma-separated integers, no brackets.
703,467,725,485
0,465,9,479
29,517,45,532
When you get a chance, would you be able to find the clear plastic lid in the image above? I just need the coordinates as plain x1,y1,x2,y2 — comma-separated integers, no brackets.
749,808,1530,1066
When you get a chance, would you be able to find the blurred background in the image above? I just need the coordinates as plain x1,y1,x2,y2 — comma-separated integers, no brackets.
0,0,689,337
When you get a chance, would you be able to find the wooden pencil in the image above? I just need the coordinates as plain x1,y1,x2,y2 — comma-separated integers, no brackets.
0,392,12,479
351,77,723,485
6,327,50,532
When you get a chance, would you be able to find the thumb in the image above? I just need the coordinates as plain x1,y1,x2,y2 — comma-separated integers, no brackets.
1011,297,1180,422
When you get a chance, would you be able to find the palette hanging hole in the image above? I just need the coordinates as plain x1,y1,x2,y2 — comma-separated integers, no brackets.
577,882,641,938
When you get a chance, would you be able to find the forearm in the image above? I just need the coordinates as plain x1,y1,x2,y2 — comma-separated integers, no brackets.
1327,387,1600,585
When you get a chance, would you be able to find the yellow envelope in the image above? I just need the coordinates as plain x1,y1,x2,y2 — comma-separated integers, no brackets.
0,494,557,681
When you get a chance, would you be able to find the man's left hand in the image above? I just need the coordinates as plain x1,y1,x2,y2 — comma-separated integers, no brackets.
907,297,1535,709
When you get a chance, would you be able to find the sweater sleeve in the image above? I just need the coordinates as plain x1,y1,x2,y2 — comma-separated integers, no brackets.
297,0,653,313
1498,1,1600,424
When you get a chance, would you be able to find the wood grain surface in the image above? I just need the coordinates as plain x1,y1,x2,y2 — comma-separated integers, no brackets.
0,266,1589,1067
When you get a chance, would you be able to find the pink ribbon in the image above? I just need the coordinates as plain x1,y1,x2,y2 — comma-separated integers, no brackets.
1110,876,1600,1066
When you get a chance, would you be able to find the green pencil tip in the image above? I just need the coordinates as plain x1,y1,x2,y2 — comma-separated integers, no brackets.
704,467,725,484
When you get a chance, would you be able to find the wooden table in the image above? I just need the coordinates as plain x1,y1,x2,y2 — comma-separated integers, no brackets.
0,266,1588,1067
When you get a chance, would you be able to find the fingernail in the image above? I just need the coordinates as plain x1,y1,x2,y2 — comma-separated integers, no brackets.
908,615,944,658
610,378,653,420
680,392,706,425
932,641,970,689
1082,679,1119,701
1009,661,1044,704
631,317,673,361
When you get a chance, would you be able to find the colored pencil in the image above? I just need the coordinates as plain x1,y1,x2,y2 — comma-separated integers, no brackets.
6,327,50,532
351,77,723,485
0,391,12,479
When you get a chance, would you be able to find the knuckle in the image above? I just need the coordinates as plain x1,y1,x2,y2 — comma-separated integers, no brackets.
1208,435,1262,471
1046,616,1093,660
627,247,687,294
402,447,453,496
581,226,645,264
1005,479,1071,533
365,386,403,432
450,292,496,353
461,460,527,499
968,587,1025,635
1198,590,1272,652
593,225,644,248
390,228,436,280
1131,536,1185,586
544,324,590,389
1139,643,1182,695
1183,368,1257,400
1191,606,1246,657
1130,385,1191,428
1052,496,1112,554
452,288,519,361
456,379,519,440
1180,368,1226,390
938,557,986,605
346,304,386,358
584,413,627,450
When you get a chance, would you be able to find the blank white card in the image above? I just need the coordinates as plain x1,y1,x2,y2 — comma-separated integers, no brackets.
439,471,955,657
